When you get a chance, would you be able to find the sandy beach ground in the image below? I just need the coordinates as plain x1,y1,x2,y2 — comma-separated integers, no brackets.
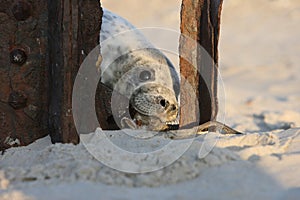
1,0,300,199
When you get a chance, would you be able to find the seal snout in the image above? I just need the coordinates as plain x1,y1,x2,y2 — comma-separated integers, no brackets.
129,83,179,130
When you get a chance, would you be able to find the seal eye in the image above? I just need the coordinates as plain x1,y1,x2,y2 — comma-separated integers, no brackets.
139,70,152,82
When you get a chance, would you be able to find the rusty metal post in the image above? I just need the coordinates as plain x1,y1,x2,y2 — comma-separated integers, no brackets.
0,0,49,150
180,0,223,128
48,0,102,144
0,0,102,150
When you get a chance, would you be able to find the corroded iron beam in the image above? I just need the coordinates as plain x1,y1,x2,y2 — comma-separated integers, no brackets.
0,0,49,150
0,0,102,150
48,0,102,144
180,0,223,128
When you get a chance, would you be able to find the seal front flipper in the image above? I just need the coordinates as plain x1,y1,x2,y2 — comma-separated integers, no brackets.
121,117,137,129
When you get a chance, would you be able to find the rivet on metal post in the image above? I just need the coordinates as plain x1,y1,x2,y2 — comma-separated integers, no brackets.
10,49,27,66
11,0,32,21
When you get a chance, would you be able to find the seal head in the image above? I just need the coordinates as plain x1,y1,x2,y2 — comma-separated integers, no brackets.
130,82,178,131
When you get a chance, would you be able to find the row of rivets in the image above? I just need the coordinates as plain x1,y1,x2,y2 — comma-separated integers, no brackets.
9,1,31,110
10,0,30,66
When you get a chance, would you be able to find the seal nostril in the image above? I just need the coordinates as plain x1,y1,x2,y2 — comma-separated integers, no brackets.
171,104,177,111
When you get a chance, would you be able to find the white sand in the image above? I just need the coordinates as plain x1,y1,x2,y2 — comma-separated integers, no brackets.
1,0,300,199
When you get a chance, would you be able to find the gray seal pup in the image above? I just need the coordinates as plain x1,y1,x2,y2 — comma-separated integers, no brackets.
99,9,179,131
98,9,241,135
